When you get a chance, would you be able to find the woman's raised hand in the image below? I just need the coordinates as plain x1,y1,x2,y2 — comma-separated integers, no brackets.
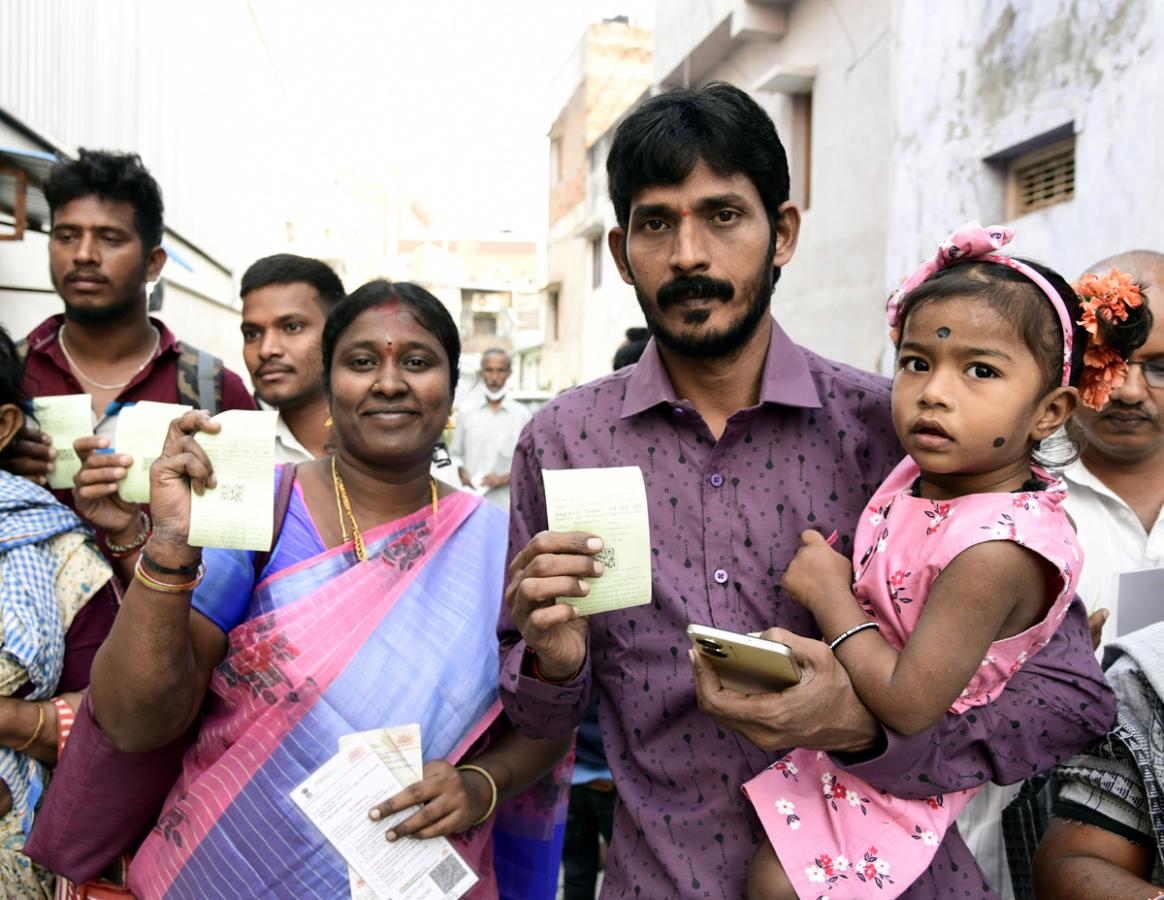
146,410,220,552
367,760,493,840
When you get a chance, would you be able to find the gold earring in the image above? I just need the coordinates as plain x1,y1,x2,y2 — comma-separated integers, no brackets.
446,415,456,430
324,416,333,428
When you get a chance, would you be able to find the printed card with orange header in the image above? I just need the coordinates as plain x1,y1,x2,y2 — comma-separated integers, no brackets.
291,735,476,900
338,725,424,900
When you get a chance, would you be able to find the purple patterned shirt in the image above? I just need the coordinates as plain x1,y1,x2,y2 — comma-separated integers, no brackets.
498,320,1114,898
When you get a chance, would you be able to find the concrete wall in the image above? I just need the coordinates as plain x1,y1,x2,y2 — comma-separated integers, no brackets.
888,0,1163,347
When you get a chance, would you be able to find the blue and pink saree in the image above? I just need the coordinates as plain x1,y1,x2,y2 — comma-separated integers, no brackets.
124,486,568,898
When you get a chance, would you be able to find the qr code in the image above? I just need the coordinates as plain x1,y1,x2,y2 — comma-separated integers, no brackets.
595,547,617,570
428,853,468,893
218,483,244,502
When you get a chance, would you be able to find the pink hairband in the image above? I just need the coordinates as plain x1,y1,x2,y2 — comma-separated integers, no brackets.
886,221,1073,386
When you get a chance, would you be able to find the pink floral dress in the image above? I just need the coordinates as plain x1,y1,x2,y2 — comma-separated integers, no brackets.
743,456,1082,898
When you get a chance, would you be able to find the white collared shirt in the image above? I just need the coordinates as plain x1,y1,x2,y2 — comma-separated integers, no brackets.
449,394,530,509
257,400,316,465
1061,458,1164,644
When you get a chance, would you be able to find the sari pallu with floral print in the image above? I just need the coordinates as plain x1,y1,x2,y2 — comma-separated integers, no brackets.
128,492,568,900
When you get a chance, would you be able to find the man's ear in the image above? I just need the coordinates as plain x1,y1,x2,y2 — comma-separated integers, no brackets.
772,202,801,269
608,227,634,286
146,245,167,283
1031,386,1078,441
0,403,26,455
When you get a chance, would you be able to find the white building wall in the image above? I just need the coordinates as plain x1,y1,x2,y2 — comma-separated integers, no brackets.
580,133,647,384
889,0,1164,321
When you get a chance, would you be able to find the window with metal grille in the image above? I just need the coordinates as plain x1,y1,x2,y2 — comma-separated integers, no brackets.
1008,138,1075,217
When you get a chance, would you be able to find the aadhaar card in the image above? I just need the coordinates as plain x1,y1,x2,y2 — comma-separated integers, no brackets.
290,737,477,900
543,466,653,615
32,394,92,490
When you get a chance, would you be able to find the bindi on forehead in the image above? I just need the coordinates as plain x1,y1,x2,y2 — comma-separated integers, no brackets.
936,327,951,339
680,210,691,217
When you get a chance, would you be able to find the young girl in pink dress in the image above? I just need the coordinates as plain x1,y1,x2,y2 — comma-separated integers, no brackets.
743,222,1152,899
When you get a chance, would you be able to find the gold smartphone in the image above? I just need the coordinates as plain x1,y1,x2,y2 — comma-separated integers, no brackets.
687,624,801,693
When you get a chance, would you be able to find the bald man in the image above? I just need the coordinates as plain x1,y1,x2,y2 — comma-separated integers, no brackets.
1063,250,1164,646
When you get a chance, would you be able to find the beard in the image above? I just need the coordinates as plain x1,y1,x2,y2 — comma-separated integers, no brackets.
60,290,142,325
633,240,778,361
53,266,149,327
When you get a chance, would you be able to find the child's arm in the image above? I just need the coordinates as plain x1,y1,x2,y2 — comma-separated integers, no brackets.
781,531,1051,736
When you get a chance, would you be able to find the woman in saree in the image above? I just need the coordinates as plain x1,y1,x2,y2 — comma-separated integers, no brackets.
69,281,570,898
0,325,117,897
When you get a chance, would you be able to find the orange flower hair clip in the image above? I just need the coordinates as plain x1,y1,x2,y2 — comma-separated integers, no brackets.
1070,267,1145,410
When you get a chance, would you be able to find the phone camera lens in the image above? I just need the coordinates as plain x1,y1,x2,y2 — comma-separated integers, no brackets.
696,638,727,658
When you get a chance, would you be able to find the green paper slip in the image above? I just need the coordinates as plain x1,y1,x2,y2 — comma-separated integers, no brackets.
543,465,652,615
115,401,191,503
32,394,92,490
188,409,278,551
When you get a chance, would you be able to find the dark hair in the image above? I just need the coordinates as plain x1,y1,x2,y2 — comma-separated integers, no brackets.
240,254,345,311
0,326,27,411
613,339,648,370
0,326,30,459
321,280,461,405
624,326,649,342
44,149,164,251
895,258,1154,465
606,83,790,233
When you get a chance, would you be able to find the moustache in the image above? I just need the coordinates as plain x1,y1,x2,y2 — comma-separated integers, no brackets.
1100,400,1157,421
66,270,109,283
656,275,734,309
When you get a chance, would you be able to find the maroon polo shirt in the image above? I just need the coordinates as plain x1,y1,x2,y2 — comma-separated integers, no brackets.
23,313,254,414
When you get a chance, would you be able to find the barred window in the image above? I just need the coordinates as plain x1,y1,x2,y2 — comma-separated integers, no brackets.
1008,138,1075,217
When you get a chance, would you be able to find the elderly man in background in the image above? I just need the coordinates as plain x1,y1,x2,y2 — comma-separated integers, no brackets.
1061,250,1164,646
452,347,529,509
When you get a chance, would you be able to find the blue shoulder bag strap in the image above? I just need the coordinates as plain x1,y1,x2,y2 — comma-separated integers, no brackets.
252,462,298,583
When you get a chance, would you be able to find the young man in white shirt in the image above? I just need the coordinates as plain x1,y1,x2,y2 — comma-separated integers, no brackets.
239,254,344,463
451,348,529,509
1063,250,1164,646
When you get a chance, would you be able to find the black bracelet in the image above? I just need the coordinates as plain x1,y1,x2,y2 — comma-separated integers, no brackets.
140,548,202,577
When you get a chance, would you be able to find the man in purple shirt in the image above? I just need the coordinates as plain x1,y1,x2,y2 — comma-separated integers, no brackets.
498,83,1114,898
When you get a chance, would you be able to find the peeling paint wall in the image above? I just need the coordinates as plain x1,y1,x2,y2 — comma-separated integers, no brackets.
888,0,1163,370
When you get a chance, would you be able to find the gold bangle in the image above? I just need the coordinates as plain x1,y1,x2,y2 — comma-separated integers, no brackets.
457,763,498,826
14,703,46,753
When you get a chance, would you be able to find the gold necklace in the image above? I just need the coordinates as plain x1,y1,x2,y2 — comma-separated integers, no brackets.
330,456,439,562
58,324,160,390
